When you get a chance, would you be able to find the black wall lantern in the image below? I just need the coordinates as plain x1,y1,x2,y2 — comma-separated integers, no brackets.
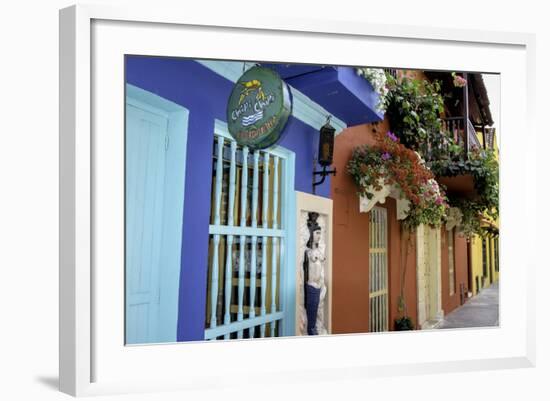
313,116,337,193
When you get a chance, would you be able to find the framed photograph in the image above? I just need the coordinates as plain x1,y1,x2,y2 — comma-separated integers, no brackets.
59,4,535,396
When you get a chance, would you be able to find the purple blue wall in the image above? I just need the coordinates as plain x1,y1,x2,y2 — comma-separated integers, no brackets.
266,64,384,126
125,56,330,341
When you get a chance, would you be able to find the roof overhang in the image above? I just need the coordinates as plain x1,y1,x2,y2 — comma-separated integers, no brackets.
263,64,384,126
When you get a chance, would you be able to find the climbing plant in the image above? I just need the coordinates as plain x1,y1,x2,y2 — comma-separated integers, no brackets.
356,67,389,112
430,147,499,236
384,74,452,162
383,72,499,237
347,130,449,230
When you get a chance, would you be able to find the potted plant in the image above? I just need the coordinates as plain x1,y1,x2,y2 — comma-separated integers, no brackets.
394,315,415,331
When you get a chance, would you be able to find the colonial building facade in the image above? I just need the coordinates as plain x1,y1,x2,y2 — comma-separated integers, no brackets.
125,57,498,344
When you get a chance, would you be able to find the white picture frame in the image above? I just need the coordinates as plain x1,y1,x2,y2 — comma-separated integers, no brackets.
59,4,536,397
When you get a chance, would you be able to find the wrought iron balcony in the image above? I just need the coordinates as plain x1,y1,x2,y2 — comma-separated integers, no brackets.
383,68,398,79
441,116,482,155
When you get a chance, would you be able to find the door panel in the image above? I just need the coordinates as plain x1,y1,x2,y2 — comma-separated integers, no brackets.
369,207,388,332
126,103,168,344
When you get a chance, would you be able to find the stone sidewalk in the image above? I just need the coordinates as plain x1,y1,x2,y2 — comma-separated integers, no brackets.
438,281,499,329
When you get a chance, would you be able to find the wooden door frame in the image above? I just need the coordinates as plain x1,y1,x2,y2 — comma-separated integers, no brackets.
416,224,443,329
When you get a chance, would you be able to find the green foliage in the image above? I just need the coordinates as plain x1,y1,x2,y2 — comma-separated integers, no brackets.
347,131,449,230
384,74,448,160
383,73,498,237
402,200,449,232
431,148,499,236
346,142,385,200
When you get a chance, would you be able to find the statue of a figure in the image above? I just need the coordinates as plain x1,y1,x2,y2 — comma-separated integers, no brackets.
302,212,327,335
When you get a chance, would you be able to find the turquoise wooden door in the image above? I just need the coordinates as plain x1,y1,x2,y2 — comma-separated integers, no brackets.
125,102,169,344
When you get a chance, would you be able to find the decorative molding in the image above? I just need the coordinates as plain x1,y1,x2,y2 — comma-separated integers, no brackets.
359,187,391,214
396,197,411,220
446,207,463,231
198,60,347,134
126,83,185,116
359,181,410,219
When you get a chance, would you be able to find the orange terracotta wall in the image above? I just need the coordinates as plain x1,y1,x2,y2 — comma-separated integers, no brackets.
331,122,418,333
330,69,434,332
331,124,375,333
386,199,418,329
454,233,469,304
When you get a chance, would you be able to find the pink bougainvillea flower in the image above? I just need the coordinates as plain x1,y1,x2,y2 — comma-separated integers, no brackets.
453,74,467,88
386,131,398,142
381,152,391,161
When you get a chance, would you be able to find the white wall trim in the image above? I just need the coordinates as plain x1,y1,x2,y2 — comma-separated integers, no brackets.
416,225,444,329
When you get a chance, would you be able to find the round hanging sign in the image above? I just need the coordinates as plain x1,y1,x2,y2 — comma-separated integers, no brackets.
227,66,292,150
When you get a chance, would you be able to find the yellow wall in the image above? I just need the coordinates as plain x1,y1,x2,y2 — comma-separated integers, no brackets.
469,130,499,293
470,235,499,293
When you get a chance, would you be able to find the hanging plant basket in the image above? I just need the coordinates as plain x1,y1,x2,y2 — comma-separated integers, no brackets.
347,131,449,229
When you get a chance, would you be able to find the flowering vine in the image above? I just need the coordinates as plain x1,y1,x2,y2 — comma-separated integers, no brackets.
383,74,446,160
356,67,388,112
451,72,467,88
347,131,449,229
430,147,499,237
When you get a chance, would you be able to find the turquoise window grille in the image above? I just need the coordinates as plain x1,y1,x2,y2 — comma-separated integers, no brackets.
204,121,296,340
